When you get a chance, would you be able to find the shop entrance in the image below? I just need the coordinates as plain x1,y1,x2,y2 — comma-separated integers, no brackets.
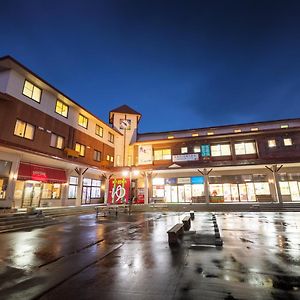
165,185,195,203
22,182,41,207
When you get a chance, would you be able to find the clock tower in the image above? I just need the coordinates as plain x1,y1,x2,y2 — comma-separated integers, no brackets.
109,105,142,167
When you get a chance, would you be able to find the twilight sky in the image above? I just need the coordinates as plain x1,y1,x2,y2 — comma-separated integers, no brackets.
1,0,300,133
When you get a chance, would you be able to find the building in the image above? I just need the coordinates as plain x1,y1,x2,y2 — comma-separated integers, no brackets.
1,55,300,208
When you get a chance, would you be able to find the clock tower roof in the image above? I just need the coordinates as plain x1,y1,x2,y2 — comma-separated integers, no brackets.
109,105,142,124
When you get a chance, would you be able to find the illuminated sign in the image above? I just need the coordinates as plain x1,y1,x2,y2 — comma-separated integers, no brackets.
108,178,131,204
201,144,210,157
172,154,199,162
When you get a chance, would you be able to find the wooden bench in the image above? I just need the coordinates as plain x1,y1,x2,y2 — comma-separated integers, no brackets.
95,204,129,218
182,216,191,231
167,223,184,245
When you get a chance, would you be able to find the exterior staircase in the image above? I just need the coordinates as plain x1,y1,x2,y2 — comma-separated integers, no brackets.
0,213,59,233
36,205,98,218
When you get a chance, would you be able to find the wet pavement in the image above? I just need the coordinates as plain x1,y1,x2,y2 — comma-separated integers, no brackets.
0,211,300,300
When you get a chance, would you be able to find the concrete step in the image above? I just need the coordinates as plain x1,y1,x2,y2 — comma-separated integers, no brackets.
0,215,60,233
0,219,60,233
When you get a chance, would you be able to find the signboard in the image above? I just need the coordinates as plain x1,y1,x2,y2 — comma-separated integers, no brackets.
172,154,199,162
138,145,153,165
165,178,177,185
177,177,191,184
108,178,131,204
191,176,204,184
137,188,145,204
201,144,211,157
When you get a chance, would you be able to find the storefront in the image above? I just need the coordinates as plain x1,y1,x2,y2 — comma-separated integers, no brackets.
152,174,273,203
14,162,67,208
279,173,300,201
0,160,12,200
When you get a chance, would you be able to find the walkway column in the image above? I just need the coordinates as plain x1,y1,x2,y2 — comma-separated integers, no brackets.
265,165,283,203
104,174,111,204
143,171,150,204
75,168,86,207
198,168,212,204
7,159,20,208
61,169,72,207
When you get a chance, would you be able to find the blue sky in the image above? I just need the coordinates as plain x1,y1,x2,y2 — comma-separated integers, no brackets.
1,0,300,132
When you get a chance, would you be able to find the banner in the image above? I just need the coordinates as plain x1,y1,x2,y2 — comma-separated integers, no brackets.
108,178,131,204
138,145,153,165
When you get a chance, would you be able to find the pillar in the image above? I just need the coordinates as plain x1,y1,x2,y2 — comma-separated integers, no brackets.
203,169,210,204
144,172,149,204
6,159,20,208
76,168,83,207
104,175,110,204
272,165,283,203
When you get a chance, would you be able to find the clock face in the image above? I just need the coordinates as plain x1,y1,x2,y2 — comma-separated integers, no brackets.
120,119,131,130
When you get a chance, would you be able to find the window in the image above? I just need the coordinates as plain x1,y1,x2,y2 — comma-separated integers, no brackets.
22,80,41,102
251,128,259,131
268,139,276,148
168,136,174,139
211,144,231,156
234,129,242,133
154,149,171,160
108,132,114,143
192,133,199,137
14,120,35,140
55,100,69,117
78,114,88,128
75,143,86,156
234,141,256,155
50,133,64,149
95,125,103,137
68,176,78,199
281,124,289,129
181,147,188,154
207,132,214,136
193,146,201,153
284,138,292,146
93,150,101,161
41,183,61,199
106,154,114,162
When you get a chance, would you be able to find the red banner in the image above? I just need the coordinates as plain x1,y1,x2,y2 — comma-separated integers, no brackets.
108,178,131,204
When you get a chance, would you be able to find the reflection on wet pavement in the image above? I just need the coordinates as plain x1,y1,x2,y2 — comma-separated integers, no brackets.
0,211,300,299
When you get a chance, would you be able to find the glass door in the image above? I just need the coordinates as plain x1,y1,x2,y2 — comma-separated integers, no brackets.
238,184,248,201
231,184,239,201
171,186,178,203
22,182,41,207
82,186,91,204
289,181,300,201
165,186,171,202
246,183,256,201
223,184,232,202
184,184,192,202
178,186,185,202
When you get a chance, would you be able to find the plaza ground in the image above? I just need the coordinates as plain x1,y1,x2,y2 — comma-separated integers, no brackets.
0,211,300,300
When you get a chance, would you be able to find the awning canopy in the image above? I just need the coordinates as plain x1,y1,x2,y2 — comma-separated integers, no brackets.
18,162,67,183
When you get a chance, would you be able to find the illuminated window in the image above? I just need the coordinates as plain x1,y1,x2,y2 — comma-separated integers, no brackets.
181,147,188,154
95,124,103,137
14,120,35,140
75,143,86,156
283,138,292,146
211,144,231,156
55,100,69,117
251,128,259,131
168,135,174,139
193,145,201,153
152,178,165,185
50,133,64,149
108,132,114,143
234,141,256,155
207,131,214,136
78,114,88,129
154,149,171,160
22,80,41,102
268,139,276,148
110,156,114,162
93,150,101,161
68,176,78,199
281,124,289,129
192,133,199,137
234,129,242,133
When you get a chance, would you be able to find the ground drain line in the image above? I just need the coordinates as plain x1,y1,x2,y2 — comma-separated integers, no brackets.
33,242,124,300
37,239,105,269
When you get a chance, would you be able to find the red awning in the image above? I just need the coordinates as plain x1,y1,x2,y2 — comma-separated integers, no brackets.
18,162,67,183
